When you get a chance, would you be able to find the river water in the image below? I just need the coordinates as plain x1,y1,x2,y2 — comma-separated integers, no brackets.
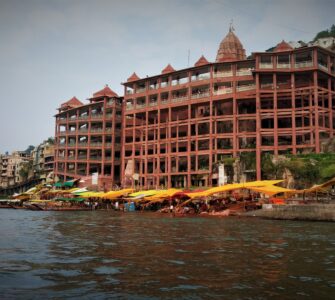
0,209,334,299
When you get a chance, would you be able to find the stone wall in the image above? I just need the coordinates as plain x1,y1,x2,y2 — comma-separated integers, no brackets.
246,204,335,222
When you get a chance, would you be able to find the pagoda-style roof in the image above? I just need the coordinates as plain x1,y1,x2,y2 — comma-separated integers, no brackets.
92,85,118,99
161,64,175,74
127,72,140,82
216,27,246,62
60,97,83,110
274,40,293,52
194,55,209,67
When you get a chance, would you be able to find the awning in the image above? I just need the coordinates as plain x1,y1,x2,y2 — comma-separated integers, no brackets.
247,185,296,196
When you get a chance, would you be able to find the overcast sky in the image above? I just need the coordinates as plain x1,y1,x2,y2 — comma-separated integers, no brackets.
0,0,334,153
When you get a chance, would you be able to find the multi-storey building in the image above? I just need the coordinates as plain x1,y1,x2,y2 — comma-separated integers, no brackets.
121,28,335,188
54,85,123,189
32,141,55,181
0,151,32,188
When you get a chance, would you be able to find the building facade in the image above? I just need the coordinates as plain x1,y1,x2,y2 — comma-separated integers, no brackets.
53,28,335,189
0,151,32,188
121,29,335,188
32,141,55,182
54,86,123,189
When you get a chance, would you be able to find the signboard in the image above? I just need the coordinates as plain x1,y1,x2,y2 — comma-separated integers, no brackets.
218,164,225,186
92,172,99,185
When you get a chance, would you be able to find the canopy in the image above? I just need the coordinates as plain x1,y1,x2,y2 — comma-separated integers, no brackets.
291,177,335,194
247,185,295,196
103,189,134,200
128,190,160,198
184,180,284,199
143,189,182,202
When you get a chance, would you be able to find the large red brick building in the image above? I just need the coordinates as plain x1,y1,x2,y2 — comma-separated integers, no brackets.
55,28,335,189
54,86,122,189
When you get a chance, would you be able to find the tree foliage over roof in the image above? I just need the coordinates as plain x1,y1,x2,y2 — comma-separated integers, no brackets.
313,24,335,41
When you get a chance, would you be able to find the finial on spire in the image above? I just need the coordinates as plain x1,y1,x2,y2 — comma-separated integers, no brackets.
229,19,235,32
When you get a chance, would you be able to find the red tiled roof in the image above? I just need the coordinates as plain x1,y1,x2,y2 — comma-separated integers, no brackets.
161,64,175,74
127,72,140,82
92,85,118,98
60,97,83,109
194,55,209,67
274,40,293,52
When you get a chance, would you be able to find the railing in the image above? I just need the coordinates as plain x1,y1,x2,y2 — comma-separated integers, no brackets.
106,113,112,118
191,92,209,99
236,84,256,92
107,99,114,106
294,61,313,68
90,142,102,147
78,115,89,120
149,102,157,107
136,87,146,93
78,143,88,147
160,82,169,88
171,78,189,86
318,63,328,72
67,143,76,147
77,155,87,160
91,113,103,119
105,143,112,147
90,128,103,133
277,63,290,69
149,85,159,90
78,128,88,132
236,69,252,76
89,157,102,161
161,99,169,104
259,63,273,69
260,83,274,89
136,103,146,108
171,96,188,103
213,88,232,95
126,105,134,110
126,90,133,95
213,71,233,78
191,74,210,81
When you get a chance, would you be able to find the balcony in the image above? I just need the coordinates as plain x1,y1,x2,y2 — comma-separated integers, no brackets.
91,113,103,119
78,142,88,147
318,63,328,72
191,91,209,99
67,143,76,148
161,99,169,105
149,101,158,107
236,69,252,76
236,84,256,92
90,128,103,133
89,157,102,161
294,61,313,68
136,87,146,94
77,155,87,160
90,142,102,147
78,115,89,120
259,63,273,69
277,63,290,69
213,88,232,95
171,96,188,103
191,74,210,81
136,103,146,109
126,104,134,110
213,71,233,78
78,128,88,133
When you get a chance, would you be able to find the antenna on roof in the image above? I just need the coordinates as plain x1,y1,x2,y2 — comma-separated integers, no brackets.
187,49,190,67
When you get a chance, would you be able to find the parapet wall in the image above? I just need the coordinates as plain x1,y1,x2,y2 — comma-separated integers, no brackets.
246,204,335,222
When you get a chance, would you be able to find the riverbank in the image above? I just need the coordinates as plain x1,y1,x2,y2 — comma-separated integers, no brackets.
243,204,335,222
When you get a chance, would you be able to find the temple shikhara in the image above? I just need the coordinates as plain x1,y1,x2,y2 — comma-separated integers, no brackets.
54,28,335,189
